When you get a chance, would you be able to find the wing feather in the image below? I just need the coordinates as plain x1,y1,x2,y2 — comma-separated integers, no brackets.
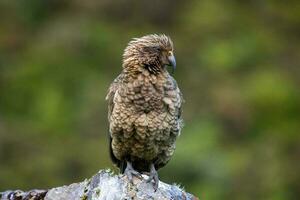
106,74,124,169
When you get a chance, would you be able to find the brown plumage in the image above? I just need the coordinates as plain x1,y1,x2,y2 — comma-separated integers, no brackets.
106,34,183,189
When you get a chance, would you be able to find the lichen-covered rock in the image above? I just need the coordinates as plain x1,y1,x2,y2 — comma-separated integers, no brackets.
85,170,197,200
45,180,89,200
1,170,198,200
0,189,47,200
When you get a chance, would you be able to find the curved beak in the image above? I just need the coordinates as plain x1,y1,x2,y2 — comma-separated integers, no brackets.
168,53,176,73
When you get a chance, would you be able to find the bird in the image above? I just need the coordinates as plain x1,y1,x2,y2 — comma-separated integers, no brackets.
106,34,183,190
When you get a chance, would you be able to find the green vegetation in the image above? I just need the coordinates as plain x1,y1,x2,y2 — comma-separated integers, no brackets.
0,1,299,199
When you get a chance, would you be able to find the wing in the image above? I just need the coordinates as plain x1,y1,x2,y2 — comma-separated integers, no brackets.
106,74,124,170
106,74,122,120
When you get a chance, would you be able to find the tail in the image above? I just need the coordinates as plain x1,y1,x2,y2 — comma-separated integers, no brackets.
108,135,126,173
119,160,126,173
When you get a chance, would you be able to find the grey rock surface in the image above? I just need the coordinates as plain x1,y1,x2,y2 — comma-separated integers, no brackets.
1,170,198,200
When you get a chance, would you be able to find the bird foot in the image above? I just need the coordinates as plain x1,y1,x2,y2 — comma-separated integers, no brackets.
146,164,159,191
124,161,142,182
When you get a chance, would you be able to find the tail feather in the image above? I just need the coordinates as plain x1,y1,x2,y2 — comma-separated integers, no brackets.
119,160,126,173
109,135,127,173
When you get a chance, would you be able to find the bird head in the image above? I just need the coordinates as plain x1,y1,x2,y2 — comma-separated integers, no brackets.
123,34,176,74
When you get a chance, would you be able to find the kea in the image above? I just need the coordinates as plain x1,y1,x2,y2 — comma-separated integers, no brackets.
106,34,183,190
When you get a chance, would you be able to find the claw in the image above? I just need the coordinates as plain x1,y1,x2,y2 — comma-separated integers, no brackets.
146,164,159,191
124,161,141,182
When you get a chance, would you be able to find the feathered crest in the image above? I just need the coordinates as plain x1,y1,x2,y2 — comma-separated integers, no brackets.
122,34,173,70
127,34,173,50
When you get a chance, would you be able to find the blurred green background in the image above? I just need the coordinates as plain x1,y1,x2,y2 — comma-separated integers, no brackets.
0,0,300,199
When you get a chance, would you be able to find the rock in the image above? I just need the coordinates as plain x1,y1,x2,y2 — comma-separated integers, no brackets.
1,169,198,200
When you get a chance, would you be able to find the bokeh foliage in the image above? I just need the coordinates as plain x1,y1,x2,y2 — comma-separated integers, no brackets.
0,0,300,199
